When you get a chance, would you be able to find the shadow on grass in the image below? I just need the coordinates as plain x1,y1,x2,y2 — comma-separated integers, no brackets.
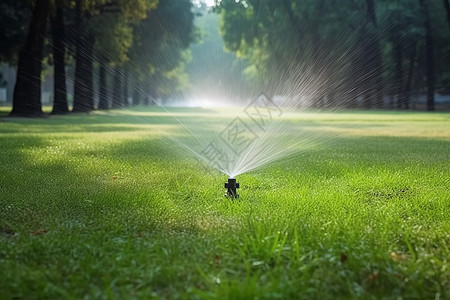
0,131,212,237
1,117,235,136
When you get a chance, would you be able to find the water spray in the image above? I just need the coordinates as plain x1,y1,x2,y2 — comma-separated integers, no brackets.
225,177,239,198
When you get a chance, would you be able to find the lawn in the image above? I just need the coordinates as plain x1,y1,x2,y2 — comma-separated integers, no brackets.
0,107,449,299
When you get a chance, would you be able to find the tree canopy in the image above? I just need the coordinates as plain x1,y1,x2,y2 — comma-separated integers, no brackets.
217,0,450,109
1,0,197,114
1,0,449,113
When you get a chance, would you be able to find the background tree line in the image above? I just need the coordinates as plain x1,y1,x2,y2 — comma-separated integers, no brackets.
216,0,450,110
1,0,450,113
0,0,196,116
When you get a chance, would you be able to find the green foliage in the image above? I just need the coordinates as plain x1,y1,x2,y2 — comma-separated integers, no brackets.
217,0,364,96
217,0,450,105
0,109,449,298
128,0,196,99
91,0,158,65
118,0,158,20
428,0,450,93
0,0,32,64
92,14,134,64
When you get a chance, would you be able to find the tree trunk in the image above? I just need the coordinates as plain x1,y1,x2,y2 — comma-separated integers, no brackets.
73,0,94,113
132,81,141,105
404,49,416,110
420,0,435,111
122,70,128,107
364,0,384,108
393,36,404,109
73,34,95,112
51,1,68,114
73,0,87,112
85,35,95,111
443,0,450,27
112,67,122,109
10,0,50,117
348,32,366,108
146,79,155,105
97,60,109,110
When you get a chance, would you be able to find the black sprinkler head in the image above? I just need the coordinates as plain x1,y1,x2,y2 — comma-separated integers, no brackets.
225,177,239,198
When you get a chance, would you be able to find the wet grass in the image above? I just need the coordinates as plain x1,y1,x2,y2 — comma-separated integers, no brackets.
0,107,449,299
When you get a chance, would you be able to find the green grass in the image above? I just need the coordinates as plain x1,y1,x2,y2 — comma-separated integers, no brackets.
0,107,449,299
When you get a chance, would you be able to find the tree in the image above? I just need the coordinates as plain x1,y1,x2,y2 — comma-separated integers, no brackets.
72,0,95,113
217,0,449,110
0,0,31,64
51,0,69,114
111,67,123,108
378,0,422,109
92,0,158,109
217,0,370,107
93,9,134,109
363,0,384,108
10,0,50,117
444,0,450,27
433,1,450,96
97,59,109,109
71,0,157,112
420,0,435,111
128,0,196,104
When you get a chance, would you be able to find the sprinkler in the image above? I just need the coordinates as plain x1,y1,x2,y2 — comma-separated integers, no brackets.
225,177,239,198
